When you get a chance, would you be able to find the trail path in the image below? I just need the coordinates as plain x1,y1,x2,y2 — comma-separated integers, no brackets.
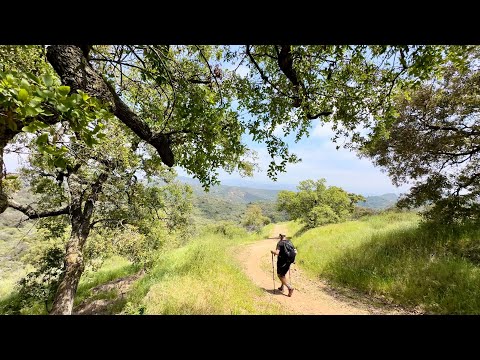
235,224,413,315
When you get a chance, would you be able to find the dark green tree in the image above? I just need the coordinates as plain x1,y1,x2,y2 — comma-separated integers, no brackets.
362,53,480,223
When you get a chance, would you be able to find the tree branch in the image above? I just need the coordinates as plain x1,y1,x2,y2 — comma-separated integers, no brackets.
90,218,125,228
8,199,69,219
195,45,223,105
426,124,480,136
46,45,175,167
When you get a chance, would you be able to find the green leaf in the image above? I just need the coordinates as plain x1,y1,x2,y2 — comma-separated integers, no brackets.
22,124,36,133
25,106,38,117
42,74,53,87
35,121,50,129
17,88,29,102
54,157,67,168
5,74,15,84
80,91,90,101
58,86,70,96
85,134,93,147
6,118,17,131
36,133,49,145
26,73,40,84
56,104,69,113
20,78,30,89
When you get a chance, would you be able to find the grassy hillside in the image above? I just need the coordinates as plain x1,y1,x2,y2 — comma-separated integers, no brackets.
123,222,286,314
284,212,480,314
1,222,286,315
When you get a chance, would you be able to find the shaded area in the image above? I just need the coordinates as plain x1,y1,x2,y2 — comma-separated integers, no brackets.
74,269,145,315
261,287,289,296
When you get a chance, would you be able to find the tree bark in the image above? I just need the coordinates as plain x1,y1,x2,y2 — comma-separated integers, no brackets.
50,172,108,315
0,143,8,214
49,231,85,315
8,199,69,218
46,45,174,167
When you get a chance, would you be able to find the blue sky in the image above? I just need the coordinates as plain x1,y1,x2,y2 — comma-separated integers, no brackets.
176,58,411,197
177,117,411,196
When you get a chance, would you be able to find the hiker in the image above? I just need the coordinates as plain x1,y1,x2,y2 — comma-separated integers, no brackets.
271,233,297,297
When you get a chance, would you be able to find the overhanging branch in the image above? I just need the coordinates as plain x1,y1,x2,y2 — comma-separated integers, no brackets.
8,199,69,219
46,45,175,167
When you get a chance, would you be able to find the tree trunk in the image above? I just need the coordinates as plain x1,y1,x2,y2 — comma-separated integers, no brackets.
0,122,19,214
0,141,7,214
49,231,86,315
50,171,109,315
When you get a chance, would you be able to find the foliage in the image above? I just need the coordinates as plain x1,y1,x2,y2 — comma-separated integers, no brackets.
0,69,112,166
351,206,378,219
362,52,480,224
3,246,65,314
2,45,477,218
276,178,365,228
205,221,249,239
7,117,194,312
241,204,271,232
249,200,288,223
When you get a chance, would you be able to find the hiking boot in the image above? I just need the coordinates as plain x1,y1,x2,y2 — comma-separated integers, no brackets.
288,288,294,297
277,286,284,292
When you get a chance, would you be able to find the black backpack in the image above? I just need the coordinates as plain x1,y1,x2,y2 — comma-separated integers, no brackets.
282,240,297,263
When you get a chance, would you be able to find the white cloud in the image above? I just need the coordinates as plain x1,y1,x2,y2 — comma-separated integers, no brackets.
272,124,286,137
312,120,335,138
235,65,249,78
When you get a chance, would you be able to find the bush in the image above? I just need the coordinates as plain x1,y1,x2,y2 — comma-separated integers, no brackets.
3,247,65,314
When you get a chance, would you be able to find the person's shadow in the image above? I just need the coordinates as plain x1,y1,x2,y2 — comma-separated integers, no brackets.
261,287,288,296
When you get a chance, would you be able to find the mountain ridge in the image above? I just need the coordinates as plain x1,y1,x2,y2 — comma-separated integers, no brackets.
177,176,399,209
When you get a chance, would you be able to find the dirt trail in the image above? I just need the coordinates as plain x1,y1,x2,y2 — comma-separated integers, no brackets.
235,224,411,315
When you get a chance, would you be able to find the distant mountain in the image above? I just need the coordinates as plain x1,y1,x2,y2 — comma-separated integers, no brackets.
177,176,297,191
175,176,287,222
358,193,398,210
176,176,399,210
178,177,280,203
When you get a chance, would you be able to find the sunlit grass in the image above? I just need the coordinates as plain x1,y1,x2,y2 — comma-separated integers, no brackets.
124,224,285,315
284,211,480,314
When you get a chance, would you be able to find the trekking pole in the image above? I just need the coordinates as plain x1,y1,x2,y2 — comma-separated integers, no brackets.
289,267,292,287
271,253,275,293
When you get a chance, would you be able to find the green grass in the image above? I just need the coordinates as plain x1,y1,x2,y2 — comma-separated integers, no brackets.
283,211,480,314
74,256,140,308
0,225,36,301
0,255,138,314
1,221,280,315
123,224,285,314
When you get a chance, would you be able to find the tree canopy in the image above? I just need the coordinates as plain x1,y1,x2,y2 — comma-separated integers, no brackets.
362,51,480,223
2,45,474,213
276,179,364,228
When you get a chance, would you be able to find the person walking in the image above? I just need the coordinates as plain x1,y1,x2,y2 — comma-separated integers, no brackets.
271,233,296,297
